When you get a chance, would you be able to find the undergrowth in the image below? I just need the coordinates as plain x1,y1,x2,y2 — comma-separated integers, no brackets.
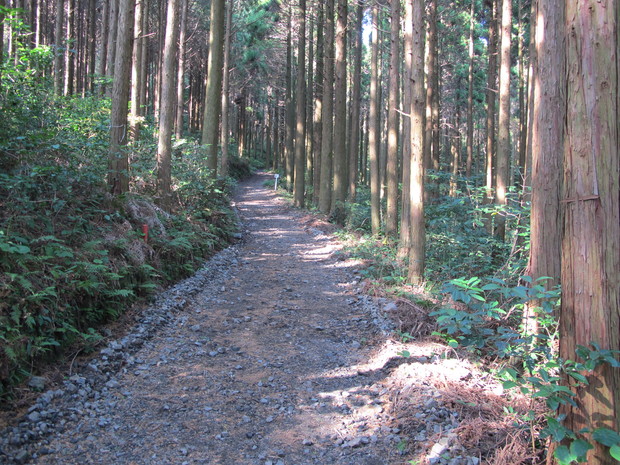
0,42,245,400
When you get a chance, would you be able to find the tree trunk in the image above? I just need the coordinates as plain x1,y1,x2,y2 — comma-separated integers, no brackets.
174,0,188,139
330,0,347,219
86,0,96,93
96,0,109,95
385,0,400,237
53,0,65,95
559,2,620,464
156,0,180,210
369,5,381,235
425,0,438,172
318,0,334,214
219,0,232,177
105,0,119,96
284,7,294,189
524,0,564,336
63,0,74,96
293,0,306,208
305,4,314,197
494,0,511,240
465,0,475,177
407,0,426,284
485,0,498,205
201,0,225,176
348,1,363,202
312,1,324,206
130,0,143,140
108,0,135,195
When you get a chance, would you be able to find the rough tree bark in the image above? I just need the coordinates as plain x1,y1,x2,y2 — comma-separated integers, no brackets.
385,0,400,237
107,0,135,195
293,0,306,208
156,0,180,210
330,0,347,219
494,0,511,240
201,0,225,177
219,0,233,177
559,2,619,464
318,0,334,214
407,0,426,284
369,4,381,235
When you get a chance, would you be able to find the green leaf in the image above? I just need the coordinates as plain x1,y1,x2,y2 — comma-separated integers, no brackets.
554,445,576,465
592,428,620,447
398,350,411,358
502,380,518,390
570,438,593,461
610,444,620,460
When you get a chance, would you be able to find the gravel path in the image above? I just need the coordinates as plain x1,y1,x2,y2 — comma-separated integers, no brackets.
1,174,495,465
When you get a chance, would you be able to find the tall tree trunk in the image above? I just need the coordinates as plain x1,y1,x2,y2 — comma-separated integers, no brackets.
385,0,400,237
219,0,232,177
201,0,225,177
312,1,324,206
330,0,347,219
559,2,620,463
87,0,96,93
400,0,414,254
138,0,148,116
63,0,77,95
108,0,135,195
495,0,512,240
425,0,438,172
54,0,65,95
465,0,475,177
407,0,426,284
105,0,119,96
524,0,564,338
284,7,294,189
96,0,109,95
174,0,188,138
369,4,381,235
305,4,314,197
347,1,363,202
485,0,498,204
318,0,334,214
130,0,143,140
156,0,179,210
293,0,306,207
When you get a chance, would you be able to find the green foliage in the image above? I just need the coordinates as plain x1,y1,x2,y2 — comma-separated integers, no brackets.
431,275,620,464
0,39,240,399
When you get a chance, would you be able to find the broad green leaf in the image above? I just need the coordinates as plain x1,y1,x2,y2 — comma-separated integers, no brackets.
554,445,576,465
610,444,620,460
592,428,620,447
570,438,593,460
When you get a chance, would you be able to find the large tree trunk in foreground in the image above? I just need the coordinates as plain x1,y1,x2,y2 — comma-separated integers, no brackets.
524,0,564,335
559,1,619,464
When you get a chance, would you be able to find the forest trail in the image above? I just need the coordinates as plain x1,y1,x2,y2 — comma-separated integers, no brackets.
1,174,491,465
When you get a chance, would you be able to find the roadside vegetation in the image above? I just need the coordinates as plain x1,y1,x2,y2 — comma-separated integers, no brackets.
0,44,249,400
